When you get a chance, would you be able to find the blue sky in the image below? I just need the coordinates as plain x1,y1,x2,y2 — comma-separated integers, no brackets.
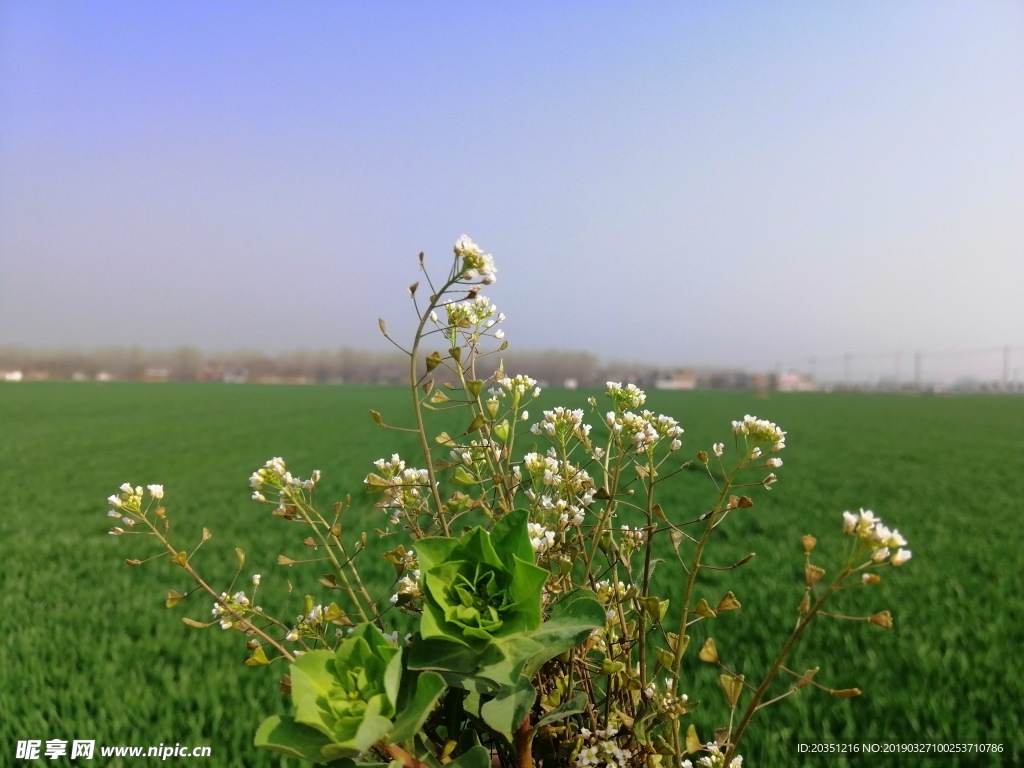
2,1,1022,382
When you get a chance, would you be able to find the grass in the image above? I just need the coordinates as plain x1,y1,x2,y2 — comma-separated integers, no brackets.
1,382,1020,766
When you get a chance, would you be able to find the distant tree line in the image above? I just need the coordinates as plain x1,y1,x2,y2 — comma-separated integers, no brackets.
0,344,640,388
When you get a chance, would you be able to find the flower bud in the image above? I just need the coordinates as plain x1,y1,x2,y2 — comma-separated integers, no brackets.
801,534,817,554
869,610,893,629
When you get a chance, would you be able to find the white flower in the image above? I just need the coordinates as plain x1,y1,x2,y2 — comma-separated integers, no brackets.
251,573,261,586
842,510,858,534
884,528,907,548
147,484,164,499
454,235,497,282
766,457,783,468
712,442,724,457
891,548,912,566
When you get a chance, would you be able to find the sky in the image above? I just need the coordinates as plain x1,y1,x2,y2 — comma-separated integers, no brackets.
2,1,1023,384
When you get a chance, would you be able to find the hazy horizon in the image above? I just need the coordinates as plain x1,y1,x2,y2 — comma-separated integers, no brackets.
2,2,1022,384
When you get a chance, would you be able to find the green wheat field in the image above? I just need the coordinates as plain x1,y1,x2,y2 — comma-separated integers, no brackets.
2,383,1021,766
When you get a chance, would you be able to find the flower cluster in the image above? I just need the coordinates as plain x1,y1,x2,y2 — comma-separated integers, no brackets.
496,374,541,400
731,414,786,452
574,725,633,768
390,550,423,607
594,580,631,622
364,454,430,524
527,521,556,554
682,743,743,768
390,568,422,606
106,483,164,534
842,509,912,565
249,457,321,506
454,234,497,284
605,381,646,411
530,406,593,447
607,410,683,453
285,603,327,643
450,438,503,474
434,296,504,335
485,374,541,421
211,590,261,630
515,451,594,537
107,483,143,513
618,525,647,553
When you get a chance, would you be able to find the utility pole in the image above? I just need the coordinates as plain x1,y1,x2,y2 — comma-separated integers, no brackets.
914,351,922,391
1004,346,1010,390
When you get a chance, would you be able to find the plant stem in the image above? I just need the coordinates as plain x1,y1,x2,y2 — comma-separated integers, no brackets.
724,573,847,764
514,715,535,768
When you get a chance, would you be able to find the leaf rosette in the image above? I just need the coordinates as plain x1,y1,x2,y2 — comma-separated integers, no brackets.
417,509,549,652
256,623,444,763
410,510,604,699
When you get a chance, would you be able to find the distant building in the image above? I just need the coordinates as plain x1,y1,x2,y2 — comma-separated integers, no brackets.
777,372,818,392
654,369,697,390
142,368,170,382
2,370,23,382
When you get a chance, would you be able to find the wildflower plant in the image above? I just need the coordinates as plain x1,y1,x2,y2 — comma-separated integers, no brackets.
106,236,912,767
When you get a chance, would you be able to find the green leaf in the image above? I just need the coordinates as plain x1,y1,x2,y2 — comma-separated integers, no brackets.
535,693,588,729
254,715,334,762
489,509,535,565
390,671,446,742
415,536,460,572
407,634,478,675
451,466,479,486
479,676,536,739
478,589,605,686
290,649,340,740
447,746,492,768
